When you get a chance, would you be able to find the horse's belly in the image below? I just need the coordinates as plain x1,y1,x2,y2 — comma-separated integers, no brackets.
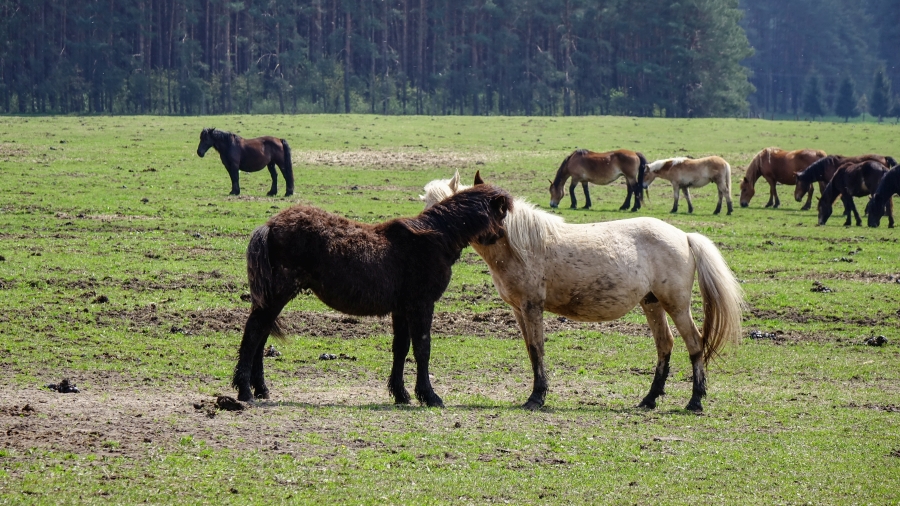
546,290,642,322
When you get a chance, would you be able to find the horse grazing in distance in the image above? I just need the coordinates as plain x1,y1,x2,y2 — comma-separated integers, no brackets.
868,165,900,228
197,127,294,197
817,160,890,226
739,147,826,209
548,149,646,211
424,173,744,412
795,154,897,205
644,156,733,214
234,184,513,405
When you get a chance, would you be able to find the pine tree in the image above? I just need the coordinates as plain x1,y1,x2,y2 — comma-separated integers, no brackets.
834,77,858,122
870,67,892,121
802,74,825,119
857,94,868,122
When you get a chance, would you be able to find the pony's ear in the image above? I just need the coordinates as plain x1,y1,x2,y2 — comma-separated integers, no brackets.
491,194,509,216
449,170,460,192
548,179,553,185
473,170,485,186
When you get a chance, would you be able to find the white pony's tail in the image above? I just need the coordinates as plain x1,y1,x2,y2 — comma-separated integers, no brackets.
687,233,745,363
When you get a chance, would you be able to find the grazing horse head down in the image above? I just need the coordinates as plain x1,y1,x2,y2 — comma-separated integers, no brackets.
196,127,295,197
868,165,900,228
422,173,744,413
233,183,513,406
548,149,645,211
795,154,895,204
739,147,826,209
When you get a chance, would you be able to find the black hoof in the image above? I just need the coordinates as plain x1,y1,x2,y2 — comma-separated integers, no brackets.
522,399,544,411
637,398,657,409
685,400,703,412
254,388,270,400
237,390,253,403
285,191,294,197
266,191,277,197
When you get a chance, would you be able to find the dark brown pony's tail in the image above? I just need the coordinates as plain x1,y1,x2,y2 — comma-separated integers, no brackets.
246,225,285,339
281,139,295,195
636,152,647,207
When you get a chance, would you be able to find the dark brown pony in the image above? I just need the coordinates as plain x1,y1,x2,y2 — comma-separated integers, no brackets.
233,185,513,405
739,147,826,209
795,154,897,204
197,127,294,196
548,149,646,211
868,165,899,228
817,160,890,226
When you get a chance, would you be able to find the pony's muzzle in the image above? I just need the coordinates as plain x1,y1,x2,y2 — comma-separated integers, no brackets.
549,202,558,209
197,149,206,157
739,202,749,208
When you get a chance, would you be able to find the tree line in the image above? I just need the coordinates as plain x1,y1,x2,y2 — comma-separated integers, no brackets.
0,0,896,118
740,0,900,121
0,0,754,116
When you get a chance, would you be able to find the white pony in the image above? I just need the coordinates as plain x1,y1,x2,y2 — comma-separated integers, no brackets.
644,156,733,215
422,171,744,412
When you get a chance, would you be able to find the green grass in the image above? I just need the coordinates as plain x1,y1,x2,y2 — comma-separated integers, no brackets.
0,114,899,504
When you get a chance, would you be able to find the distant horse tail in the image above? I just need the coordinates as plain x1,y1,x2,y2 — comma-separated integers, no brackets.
636,152,647,201
280,139,295,195
687,233,744,364
724,160,733,193
246,225,285,338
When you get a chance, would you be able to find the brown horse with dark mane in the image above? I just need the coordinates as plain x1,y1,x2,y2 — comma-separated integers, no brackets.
739,147,826,209
794,154,897,205
817,160,890,226
549,149,646,211
197,127,294,197
868,165,899,228
233,184,513,406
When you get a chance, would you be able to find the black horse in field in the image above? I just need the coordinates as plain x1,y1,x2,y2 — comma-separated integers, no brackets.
196,127,294,197
817,160,891,226
233,184,513,406
868,165,899,228
794,154,897,206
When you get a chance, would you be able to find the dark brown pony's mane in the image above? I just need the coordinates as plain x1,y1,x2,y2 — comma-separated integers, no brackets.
203,127,240,149
797,155,838,183
744,148,772,182
398,185,512,250
550,152,576,191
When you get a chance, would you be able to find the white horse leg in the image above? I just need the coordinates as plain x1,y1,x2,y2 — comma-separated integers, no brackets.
667,308,706,411
638,296,675,409
514,303,549,410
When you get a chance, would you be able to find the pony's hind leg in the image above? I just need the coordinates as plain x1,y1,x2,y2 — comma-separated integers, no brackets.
683,187,694,213
234,303,287,402
581,182,592,209
638,295,675,409
266,163,278,196
667,307,706,412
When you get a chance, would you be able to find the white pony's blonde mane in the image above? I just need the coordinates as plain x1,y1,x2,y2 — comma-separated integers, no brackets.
647,157,689,172
420,172,562,260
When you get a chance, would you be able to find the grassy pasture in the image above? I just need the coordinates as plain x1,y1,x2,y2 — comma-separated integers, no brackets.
0,114,898,504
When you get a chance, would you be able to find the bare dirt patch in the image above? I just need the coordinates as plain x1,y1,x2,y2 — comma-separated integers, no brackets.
293,149,494,170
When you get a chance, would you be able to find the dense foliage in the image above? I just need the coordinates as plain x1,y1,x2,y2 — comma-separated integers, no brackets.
0,0,753,116
0,0,896,117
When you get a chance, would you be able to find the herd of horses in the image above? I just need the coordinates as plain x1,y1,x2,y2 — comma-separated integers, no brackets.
196,128,899,412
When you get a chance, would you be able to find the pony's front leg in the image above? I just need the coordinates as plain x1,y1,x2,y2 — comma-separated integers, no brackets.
516,303,549,410
888,199,895,228
388,311,413,405
581,182,592,209
266,163,278,196
765,179,779,208
568,181,579,209
408,306,443,407
638,296,675,409
227,166,241,195
844,196,861,226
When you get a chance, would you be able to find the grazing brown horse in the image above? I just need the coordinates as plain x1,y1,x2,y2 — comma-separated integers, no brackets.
794,154,897,204
739,148,826,209
644,156,733,214
549,149,646,211
233,185,513,405
817,160,890,226
868,165,899,228
197,127,294,197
